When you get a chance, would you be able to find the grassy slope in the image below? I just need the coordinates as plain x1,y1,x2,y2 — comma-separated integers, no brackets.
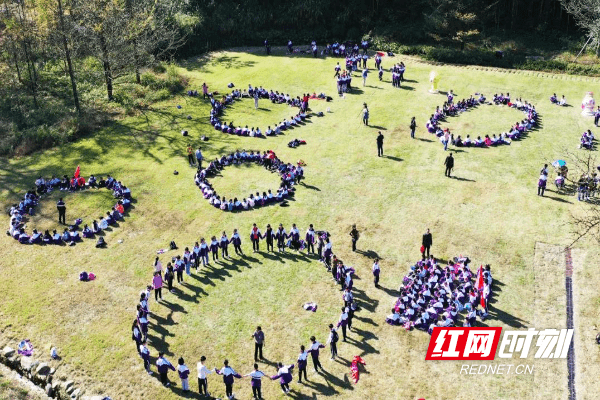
0,50,598,399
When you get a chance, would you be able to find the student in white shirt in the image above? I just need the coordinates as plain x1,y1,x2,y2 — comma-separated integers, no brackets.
197,356,212,397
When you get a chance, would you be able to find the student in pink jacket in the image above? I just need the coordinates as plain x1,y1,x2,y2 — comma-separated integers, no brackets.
153,271,163,301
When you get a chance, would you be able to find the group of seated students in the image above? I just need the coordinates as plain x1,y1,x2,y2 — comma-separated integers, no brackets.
208,85,317,138
580,129,595,150
194,150,304,212
7,174,131,246
386,256,493,333
550,93,567,106
425,92,539,148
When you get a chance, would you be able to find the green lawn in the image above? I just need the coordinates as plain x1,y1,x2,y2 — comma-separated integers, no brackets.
1,49,599,399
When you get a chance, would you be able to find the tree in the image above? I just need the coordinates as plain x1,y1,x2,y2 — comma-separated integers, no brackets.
560,0,600,56
424,0,481,49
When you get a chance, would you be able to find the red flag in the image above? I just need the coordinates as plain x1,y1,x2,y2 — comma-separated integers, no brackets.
74,165,80,179
376,51,385,57
476,265,484,291
480,295,486,309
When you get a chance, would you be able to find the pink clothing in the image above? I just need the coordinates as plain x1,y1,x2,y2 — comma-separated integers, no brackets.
153,275,163,289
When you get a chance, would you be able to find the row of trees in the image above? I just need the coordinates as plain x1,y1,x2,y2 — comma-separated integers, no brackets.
1,0,195,116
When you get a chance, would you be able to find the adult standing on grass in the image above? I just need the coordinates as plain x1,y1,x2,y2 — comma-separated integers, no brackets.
349,224,359,251
410,117,417,139
195,147,203,170
254,90,259,109
362,67,368,86
197,355,212,397
202,83,208,99
376,131,384,157
187,144,195,167
422,228,432,258
57,198,66,224
252,326,265,361
362,103,369,126
132,319,142,356
444,153,454,177
157,352,176,387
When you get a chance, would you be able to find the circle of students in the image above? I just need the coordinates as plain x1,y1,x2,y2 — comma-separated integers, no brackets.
386,254,493,333
132,225,366,399
208,84,327,138
194,150,305,212
426,91,539,149
6,172,132,248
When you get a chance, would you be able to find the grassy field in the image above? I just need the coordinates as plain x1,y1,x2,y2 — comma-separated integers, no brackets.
1,49,599,400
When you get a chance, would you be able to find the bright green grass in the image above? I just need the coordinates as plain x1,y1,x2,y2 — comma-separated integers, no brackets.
0,50,599,400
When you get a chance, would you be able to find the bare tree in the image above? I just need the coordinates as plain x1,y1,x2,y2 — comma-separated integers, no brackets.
560,0,600,57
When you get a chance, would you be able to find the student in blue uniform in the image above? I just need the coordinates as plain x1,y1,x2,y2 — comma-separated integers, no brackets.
220,231,230,258
156,352,176,387
232,229,243,255
305,224,315,254
307,336,325,373
297,345,308,383
275,224,287,252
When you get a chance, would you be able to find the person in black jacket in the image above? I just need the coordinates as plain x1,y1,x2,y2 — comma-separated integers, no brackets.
376,131,384,157
444,153,454,177
57,198,66,224
422,229,432,257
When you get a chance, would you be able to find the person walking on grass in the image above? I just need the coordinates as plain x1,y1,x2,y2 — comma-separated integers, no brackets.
410,117,417,139
362,67,368,86
422,228,432,258
376,131,384,157
187,144,195,167
271,362,295,395
444,153,454,177
202,83,208,99
362,103,369,126
252,326,265,361
197,355,212,397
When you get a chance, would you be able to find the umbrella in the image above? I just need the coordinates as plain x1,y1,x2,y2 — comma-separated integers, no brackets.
552,160,566,168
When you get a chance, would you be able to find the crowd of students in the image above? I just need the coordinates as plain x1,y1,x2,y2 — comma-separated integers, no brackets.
6,174,131,247
208,85,324,138
194,150,304,212
425,92,539,148
386,256,493,333
129,226,363,399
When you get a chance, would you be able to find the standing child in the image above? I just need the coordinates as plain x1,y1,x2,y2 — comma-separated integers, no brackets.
232,229,243,255
307,336,325,373
243,363,266,400
275,224,287,253
199,238,209,266
210,236,220,261
297,345,308,383
140,341,153,375
271,363,294,395
305,224,315,254
197,356,212,397
250,223,261,253
372,258,380,287
263,224,274,252
165,263,175,293
156,353,176,387
178,357,190,392
215,360,242,400
153,272,163,300
220,231,230,258
326,324,339,360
